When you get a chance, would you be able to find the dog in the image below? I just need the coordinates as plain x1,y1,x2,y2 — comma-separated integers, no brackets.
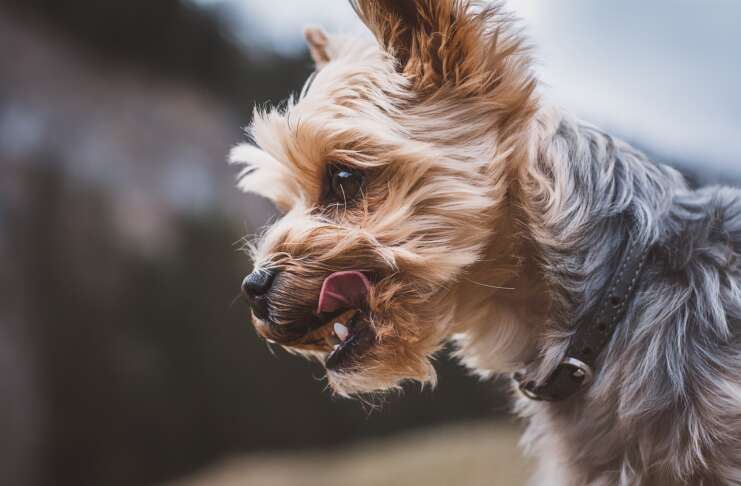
230,1,741,484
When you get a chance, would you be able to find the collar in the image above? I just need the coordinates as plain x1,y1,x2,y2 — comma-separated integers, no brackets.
515,230,652,401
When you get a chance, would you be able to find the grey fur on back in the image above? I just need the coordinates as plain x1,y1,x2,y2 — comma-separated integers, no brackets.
518,114,741,485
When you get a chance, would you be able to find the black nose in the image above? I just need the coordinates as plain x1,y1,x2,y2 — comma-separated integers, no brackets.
241,269,276,320
242,270,275,298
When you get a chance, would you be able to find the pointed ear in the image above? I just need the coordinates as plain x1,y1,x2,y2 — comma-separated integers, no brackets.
351,0,537,134
304,26,332,68
349,0,426,69
350,0,530,94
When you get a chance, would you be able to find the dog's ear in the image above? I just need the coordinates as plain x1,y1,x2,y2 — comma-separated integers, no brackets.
352,0,536,136
304,26,332,68
349,0,420,67
350,0,493,90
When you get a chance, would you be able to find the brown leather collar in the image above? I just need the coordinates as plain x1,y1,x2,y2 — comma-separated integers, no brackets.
515,232,651,401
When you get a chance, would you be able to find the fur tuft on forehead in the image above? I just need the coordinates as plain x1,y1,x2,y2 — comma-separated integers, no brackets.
231,35,409,209
232,0,537,212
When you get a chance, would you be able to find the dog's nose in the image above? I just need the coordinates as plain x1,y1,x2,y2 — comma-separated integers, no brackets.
242,269,276,320
242,269,276,298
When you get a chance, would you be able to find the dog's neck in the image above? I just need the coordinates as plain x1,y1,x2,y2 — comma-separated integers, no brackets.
452,106,677,386
450,168,550,376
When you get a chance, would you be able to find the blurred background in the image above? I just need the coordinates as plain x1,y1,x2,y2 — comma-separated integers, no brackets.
0,1,739,485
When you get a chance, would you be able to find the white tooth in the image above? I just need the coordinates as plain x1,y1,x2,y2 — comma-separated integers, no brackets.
334,322,349,342
333,344,340,351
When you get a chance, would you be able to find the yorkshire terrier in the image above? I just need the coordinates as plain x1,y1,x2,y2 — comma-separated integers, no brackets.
231,1,741,484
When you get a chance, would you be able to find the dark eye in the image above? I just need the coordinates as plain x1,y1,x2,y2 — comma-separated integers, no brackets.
328,165,364,203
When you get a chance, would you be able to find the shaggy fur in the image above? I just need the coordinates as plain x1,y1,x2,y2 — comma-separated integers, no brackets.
230,1,741,484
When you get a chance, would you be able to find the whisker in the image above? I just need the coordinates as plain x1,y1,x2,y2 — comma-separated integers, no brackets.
230,293,244,308
464,278,516,291
265,341,278,357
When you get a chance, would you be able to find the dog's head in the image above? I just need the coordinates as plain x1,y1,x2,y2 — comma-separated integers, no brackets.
231,0,537,395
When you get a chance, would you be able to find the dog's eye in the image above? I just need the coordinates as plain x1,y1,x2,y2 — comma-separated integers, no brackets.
328,165,364,203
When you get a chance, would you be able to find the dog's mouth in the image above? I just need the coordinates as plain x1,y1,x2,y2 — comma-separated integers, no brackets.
279,271,375,371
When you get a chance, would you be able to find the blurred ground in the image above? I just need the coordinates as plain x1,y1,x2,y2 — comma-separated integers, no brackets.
172,421,531,486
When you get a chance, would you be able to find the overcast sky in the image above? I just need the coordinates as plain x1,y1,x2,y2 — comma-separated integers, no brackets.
192,0,741,173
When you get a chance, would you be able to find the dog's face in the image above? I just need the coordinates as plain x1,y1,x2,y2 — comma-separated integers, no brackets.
232,1,536,395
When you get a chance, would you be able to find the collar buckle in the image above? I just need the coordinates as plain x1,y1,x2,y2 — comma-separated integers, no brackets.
516,225,651,402
517,357,594,402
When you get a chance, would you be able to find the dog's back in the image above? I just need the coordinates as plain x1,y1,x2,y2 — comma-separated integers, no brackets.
521,116,741,485
643,184,741,483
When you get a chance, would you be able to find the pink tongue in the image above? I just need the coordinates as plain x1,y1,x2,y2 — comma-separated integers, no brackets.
316,271,370,314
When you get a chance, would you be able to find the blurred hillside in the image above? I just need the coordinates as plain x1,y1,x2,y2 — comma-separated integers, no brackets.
0,2,510,486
